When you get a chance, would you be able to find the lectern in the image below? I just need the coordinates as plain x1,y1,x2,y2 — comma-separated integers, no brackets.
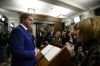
36,44,73,66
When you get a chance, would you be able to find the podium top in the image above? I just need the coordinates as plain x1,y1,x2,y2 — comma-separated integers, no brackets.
41,45,61,61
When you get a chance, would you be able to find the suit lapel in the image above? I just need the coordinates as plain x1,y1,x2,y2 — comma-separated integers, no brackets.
18,25,32,39
18,25,35,48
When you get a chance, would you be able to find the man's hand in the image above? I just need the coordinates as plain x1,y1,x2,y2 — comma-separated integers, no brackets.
35,48,40,56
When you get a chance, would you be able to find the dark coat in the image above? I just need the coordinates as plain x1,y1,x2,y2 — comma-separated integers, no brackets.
80,39,100,66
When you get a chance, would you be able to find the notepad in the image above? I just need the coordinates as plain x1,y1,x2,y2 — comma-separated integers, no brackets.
41,45,54,55
41,45,61,61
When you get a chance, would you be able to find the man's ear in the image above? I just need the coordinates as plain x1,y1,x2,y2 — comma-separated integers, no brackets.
22,18,25,22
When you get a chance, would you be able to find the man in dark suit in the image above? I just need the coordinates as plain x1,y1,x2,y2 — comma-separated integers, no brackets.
9,13,39,66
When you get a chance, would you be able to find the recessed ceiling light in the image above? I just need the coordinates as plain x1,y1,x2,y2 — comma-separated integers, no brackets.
28,8,35,14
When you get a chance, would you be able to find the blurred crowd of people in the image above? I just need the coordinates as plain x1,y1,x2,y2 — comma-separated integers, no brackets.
36,26,74,49
0,31,10,63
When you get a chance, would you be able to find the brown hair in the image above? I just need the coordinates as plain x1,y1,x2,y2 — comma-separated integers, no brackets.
20,13,33,22
74,16,100,42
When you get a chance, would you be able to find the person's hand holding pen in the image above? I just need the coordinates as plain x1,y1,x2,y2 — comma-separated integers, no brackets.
65,42,75,57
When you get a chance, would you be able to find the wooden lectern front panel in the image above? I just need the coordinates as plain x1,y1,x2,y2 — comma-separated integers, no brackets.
36,44,73,66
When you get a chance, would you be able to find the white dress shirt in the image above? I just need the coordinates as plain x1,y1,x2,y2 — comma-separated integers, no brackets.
20,24,27,30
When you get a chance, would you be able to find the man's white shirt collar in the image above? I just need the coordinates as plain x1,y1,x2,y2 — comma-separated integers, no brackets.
20,24,27,30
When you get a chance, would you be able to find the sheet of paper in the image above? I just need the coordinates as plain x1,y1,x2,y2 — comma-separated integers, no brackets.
45,47,61,61
41,45,54,55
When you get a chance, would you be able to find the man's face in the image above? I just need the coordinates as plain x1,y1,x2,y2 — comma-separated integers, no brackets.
22,16,33,27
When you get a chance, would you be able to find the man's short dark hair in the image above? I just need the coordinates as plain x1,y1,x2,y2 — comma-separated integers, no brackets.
20,13,33,22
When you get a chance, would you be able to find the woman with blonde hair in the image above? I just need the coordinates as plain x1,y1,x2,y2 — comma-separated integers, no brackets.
66,16,100,66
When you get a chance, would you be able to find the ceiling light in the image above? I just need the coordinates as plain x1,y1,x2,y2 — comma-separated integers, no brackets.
28,8,35,14
50,6,72,17
58,14,66,18
2,17,5,21
73,16,80,23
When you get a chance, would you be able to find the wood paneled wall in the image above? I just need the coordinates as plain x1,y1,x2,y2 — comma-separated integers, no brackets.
33,14,61,22
33,14,62,31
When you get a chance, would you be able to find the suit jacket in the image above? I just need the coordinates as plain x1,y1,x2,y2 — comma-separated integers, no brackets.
9,25,36,66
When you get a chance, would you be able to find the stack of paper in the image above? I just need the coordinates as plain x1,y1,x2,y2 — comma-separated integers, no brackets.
41,45,61,61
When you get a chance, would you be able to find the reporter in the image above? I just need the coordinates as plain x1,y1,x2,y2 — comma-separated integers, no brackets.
66,42,75,57
66,16,100,66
